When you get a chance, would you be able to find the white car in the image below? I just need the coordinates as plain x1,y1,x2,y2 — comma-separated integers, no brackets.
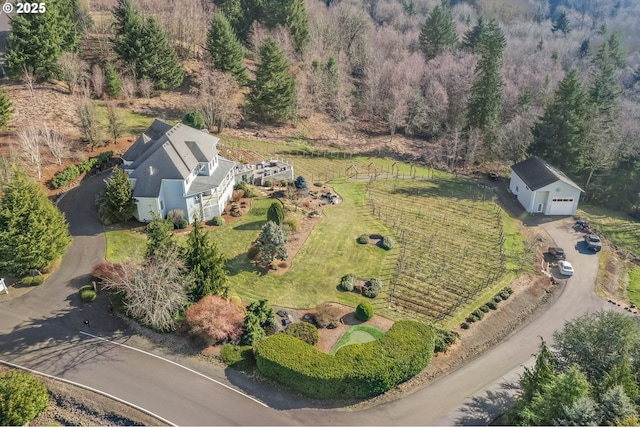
558,260,574,276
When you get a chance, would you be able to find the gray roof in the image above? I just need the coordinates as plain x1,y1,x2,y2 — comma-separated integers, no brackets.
125,121,223,198
511,157,583,192
186,158,235,196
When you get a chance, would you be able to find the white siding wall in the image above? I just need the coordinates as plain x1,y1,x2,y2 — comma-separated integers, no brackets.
538,181,581,215
509,173,534,213
134,198,160,222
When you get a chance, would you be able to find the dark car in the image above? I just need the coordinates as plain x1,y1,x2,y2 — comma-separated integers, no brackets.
575,220,591,233
549,247,566,260
584,234,602,252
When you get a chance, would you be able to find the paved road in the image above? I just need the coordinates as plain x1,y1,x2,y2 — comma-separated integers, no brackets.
0,175,608,425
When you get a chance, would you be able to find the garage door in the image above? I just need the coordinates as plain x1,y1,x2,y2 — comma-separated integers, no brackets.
548,198,575,215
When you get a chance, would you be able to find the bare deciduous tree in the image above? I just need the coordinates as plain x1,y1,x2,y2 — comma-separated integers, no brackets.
22,65,35,101
91,64,105,98
97,249,190,332
105,102,124,144
121,76,137,101
138,79,153,99
41,124,70,165
58,52,88,95
77,98,103,152
16,126,42,179
191,64,240,133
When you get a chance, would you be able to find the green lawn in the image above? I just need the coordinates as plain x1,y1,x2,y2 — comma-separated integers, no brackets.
627,268,640,307
105,229,147,263
95,103,159,137
578,205,640,258
331,325,384,354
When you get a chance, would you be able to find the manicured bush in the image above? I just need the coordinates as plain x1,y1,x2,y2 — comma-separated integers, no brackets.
338,273,356,292
294,175,308,190
472,309,484,320
79,284,97,302
183,111,206,129
254,320,435,398
314,182,324,187
315,302,342,328
229,295,242,306
466,314,478,323
357,234,369,244
0,371,49,426
499,290,511,300
480,304,490,313
211,216,225,226
380,236,395,250
177,218,188,229
51,164,80,188
22,275,45,286
503,286,514,295
460,322,470,329
434,329,459,353
167,209,186,229
263,180,272,187
355,301,374,321
363,277,382,298
487,301,498,310
220,344,255,371
493,295,503,303
285,322,319,346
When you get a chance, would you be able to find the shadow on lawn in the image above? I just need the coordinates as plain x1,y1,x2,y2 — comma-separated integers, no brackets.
225,253,265,276
233,220,266,231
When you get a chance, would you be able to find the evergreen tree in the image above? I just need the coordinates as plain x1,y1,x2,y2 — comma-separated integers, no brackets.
551,11,571,34
105,63,122,98
182,111,206,130
247,37,296,124
185,220,229,302
0,87,13,129
206,12,248,86
267,201,285,225
254,220,288,266
264,0,310,53
597,386,637,425
0,169,71,275
529,69,589,174
241,312,266,345
97,168,135,224
603,31,627,68
556,396,599,426
590,40,622,117
578,38,591,58
145,214,176,260
462,16,485,52
4,1,79,80
465,19,505,159
419,1,458,60
112,1,184,89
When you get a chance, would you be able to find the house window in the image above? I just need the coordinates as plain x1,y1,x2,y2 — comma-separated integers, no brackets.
537,203,543,212
515,186,519,192
160,200,164,210
198,164,206,174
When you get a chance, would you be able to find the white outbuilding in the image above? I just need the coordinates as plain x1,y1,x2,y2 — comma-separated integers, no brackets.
509,157,583,216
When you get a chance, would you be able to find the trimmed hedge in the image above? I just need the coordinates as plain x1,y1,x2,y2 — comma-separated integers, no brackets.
285,322,319,346
254,320,436,398
22,276,45,286
220,344,255,371
355,302,374,321
51,151,113,189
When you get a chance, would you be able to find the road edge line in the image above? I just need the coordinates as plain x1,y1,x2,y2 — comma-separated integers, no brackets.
79,331,270,408
0,358,177,427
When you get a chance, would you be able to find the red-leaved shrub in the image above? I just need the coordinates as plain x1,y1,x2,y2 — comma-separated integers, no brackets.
186,295,245,346
92,261,126,282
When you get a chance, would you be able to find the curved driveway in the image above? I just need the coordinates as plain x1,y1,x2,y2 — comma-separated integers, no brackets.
0,175,609,425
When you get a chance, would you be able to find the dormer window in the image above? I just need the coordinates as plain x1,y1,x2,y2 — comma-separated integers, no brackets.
198,164,206,174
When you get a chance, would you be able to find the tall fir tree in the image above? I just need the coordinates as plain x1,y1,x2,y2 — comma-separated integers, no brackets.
5,0,79,80
145,215,176,260
0,87,13,129
254,220,288,266
551,11,571,34
0,169,71,275
247,37,296,123
185,220,229,301
206,12,248,86
590,40,622,117
603,31,627,68
419,1,458,60
112,1,184,89
105,63,122,98
465,19,506,159
462,16,485,52
528,69,589,174
264,0,310,53
97,168,135,224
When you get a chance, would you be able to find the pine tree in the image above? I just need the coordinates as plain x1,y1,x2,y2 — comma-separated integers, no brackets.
578,39,591,58
145,215,176,260
247,37,296,124
97,168,135,224
267,201,285,225
465,19,505,159
4,1,79,80
112,1,184,89
551,11,571,34
419,1,458,60
105,63,122,98
462,16,485,52
529,69,589,174
590,41,622,117
0,87,13,129
264,0,310,53
254,220,288,266
206,12,248,86
0,169,71,275
185,220,229,302
604,31,627,68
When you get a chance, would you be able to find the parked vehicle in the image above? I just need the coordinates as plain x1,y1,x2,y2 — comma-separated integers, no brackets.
558,260,574,276
575,220,591,233
549,247,566,260
584,234,602,252
488,172,499,180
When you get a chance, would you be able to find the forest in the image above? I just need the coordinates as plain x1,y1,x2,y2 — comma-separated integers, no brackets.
1,0,639,212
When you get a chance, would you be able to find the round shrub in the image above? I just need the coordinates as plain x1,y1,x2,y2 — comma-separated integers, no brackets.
220,344,255,371
177,218,188,229
472,309,484,320
499,290,510,300
79,284,97,302
487,301,498,310
338,273,356,292
211,216,225,226
363,277,382,298
285,322,319,346
182,111,206,129
434,329,459,353
380,236,395,250
229,295,242,306
357,234,369,244
466,314,478,323
460,322,470,329
0,371,49,426
22,276,45,286
480,305,490,313
263,180,273,187
355,302,374,321
493,295,503,303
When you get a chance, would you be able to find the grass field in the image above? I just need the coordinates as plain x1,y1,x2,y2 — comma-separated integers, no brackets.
578,205,640,258
331,325,384,354
105,229,147,263
627,268,640,307
95,103,158,138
